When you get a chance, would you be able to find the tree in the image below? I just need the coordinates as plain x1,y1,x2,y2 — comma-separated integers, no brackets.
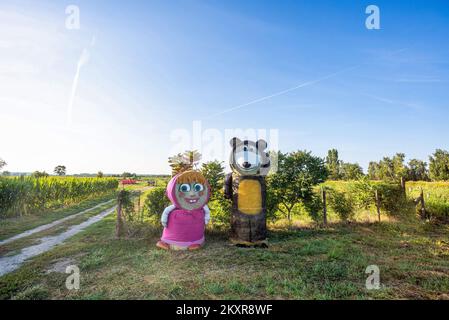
32,171,49,178
326,149,341,180
368,161,381,180
200,160,225,199
392,153,407,180
97,171,104,178
54,165,66,176
121,172,132,179
200,160,231,226
325,149,364,181
269,151,328,221
429,149,449,181
183,150,201,170
407,159,429,181
168,150,202,176
2,171,10,176
168,153,188,176
340,162,364,180
368,153,407,182
0,158,6,171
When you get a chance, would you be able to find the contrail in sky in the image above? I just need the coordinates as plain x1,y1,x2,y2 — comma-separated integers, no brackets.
67,36,95,125
364,93,422,111
206,65,360,119
205,47,409,119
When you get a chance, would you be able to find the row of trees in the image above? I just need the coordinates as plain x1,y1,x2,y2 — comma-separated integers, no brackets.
368,149,449,182
0,159,67,177
148,148,448,224
3,146,449,182
0,160,109,179
325,149,364,180
147,147,449,226
325,149,449,182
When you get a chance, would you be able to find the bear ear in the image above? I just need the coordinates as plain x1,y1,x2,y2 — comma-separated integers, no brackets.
256,139,268,150
230,137,242,148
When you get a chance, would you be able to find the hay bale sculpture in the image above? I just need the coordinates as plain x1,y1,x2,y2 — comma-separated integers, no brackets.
225,137,271,247
157,170,211,250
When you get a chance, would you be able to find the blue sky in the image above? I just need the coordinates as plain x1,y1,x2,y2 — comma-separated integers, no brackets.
0,0,448,174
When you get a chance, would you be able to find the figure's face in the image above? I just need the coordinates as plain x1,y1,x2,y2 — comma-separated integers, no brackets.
229,138,270,176
233,146,263,175
174,181,210,210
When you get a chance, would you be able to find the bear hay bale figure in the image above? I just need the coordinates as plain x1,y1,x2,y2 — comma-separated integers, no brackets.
224,137,271,247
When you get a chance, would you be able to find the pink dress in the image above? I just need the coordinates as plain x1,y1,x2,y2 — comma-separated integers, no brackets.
161,208,205,247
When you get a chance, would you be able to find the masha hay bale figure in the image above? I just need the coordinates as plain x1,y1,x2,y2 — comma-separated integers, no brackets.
157,170,211,251
225,137,271,247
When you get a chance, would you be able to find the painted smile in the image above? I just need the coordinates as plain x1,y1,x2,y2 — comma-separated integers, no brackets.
186,198,199,204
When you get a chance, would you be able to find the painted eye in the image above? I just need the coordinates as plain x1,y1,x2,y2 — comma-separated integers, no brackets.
193,183,204,192
179,183,191,192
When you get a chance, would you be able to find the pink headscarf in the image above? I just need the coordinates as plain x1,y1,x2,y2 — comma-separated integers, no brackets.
166,172,211,210
166,173,182,208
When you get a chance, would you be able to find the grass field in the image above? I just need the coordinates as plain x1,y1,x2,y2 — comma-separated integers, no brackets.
1,212,448,300
1,179,449,300
0,192,116,241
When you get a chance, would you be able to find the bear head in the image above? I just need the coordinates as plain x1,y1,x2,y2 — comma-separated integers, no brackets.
229,137,270,176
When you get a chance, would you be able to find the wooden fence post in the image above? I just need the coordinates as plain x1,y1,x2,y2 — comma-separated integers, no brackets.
116,191,123,238
420,188,427,219
322,187,327,226
375,190,381,222
400,177,406,197
138,191,143,222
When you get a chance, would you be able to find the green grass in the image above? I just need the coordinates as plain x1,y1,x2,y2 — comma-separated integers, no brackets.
1,212,448,300
0,202,116,256
0,192,116,241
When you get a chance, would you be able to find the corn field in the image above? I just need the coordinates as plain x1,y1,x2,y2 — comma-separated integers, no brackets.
0,176,119,218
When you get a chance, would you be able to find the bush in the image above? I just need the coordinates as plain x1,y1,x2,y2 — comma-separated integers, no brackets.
117,189,137,222
144,187,170,221
348,178,375,211
208,196,231,228
374,183,406,215
323,178,409,220
327,188,355,221
347,178,406,216
300,193,323,223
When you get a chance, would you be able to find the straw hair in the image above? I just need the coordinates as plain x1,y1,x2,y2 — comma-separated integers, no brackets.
176,170,207,185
